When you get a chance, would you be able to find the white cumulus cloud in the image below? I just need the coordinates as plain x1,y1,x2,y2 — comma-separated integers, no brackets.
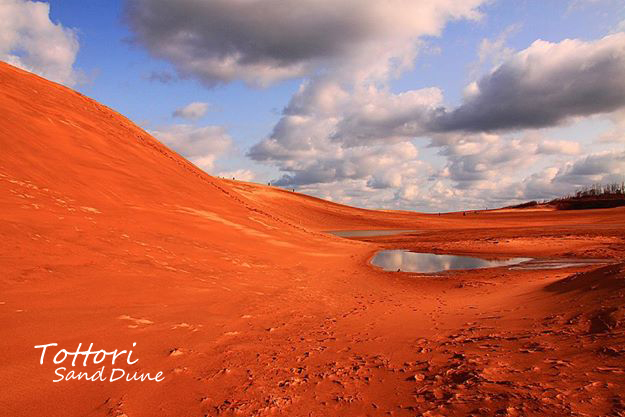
151,124,232,172
0,0,81,85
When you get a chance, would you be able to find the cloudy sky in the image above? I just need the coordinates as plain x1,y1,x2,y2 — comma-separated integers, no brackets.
2,0,625,211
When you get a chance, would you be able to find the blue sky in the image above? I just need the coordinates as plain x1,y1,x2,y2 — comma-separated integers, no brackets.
3,0,625,211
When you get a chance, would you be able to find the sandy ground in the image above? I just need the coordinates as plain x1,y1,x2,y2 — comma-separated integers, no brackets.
1,62,625,417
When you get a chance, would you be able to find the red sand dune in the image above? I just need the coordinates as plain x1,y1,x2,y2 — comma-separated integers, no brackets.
1,62,625,417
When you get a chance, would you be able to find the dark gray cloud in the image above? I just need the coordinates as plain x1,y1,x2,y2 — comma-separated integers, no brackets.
124,0,484,86
431,33,625,132
331,88,442,146
124,0,376,85
124,0,361,83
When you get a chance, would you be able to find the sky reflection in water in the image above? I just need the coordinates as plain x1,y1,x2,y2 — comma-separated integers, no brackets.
371,251,531,273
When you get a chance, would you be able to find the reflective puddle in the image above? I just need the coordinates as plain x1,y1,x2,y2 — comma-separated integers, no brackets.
371,251,530,273
327,229,419,237
371,250,612,273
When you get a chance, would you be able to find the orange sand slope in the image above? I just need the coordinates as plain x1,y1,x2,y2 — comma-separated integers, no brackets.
1,62,625,417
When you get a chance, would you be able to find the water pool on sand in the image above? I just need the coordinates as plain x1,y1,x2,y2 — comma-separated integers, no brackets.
370,251,532,273
371,251,612,273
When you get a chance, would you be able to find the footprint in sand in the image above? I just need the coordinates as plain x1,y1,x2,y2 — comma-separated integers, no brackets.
80,206,101,214
171,322,201,332
169,348,185,357
118,314,154,328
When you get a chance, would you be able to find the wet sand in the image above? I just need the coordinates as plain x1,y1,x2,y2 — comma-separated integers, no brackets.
1,62,625,416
